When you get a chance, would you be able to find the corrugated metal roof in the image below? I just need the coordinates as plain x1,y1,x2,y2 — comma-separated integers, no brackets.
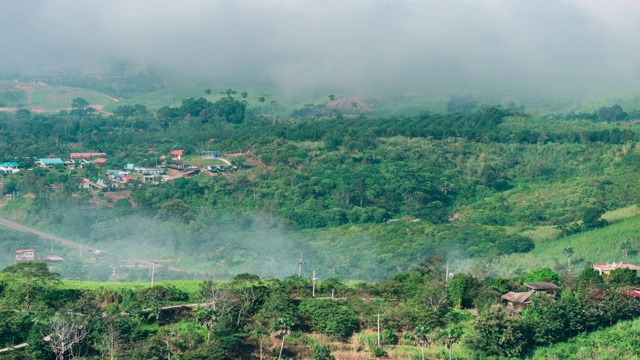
39,158,65,165
501,291,533,304
525,282,560,290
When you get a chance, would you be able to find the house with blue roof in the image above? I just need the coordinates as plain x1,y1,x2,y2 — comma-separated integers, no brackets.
36,158,65,168
0,162,19,174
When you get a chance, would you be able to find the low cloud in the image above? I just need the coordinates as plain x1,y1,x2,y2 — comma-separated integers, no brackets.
2,1,639,97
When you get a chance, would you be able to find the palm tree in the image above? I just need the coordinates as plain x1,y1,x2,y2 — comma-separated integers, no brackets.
273,318,291,360
622,239,633,258
563,246,574,272
415,325,430,360
440,327,462,360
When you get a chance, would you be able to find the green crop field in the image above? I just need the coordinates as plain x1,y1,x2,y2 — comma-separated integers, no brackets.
456,213,640,277
529,317,640,359
0,81,117,112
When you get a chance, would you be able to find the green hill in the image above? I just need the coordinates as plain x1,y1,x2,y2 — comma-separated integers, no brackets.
529,317,640,359
0,81,118,112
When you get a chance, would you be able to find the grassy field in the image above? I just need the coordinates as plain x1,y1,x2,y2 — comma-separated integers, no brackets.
455,213,640,277
529,317,640,359
60,279,203,300
0,81,117,112
180,155,228,167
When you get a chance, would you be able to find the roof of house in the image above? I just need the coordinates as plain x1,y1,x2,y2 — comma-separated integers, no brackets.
15,249,35,253
170,150,184,156
501,291,533,304
44,255,64,261
93,158,107,164
70,152,106,159
0,162,19,167
627,288,640,298
593,263,640,271
39,158,65,165
525,282,560,291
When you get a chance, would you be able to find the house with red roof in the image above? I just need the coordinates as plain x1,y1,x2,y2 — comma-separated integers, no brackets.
70,152,106,160
169,150,184,160
93,158,108,166
15,249,35,262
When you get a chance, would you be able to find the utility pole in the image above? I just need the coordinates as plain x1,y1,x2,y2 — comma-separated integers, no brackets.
312,270,317,297
376,313,383,346
151,261,156,287
297,254,305,277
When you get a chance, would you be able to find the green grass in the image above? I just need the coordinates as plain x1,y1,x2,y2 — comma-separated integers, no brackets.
181,155,228,167
458,215,640,277
60,279,203,299
529,317,640,359
602,205,640,224
519,226,563,245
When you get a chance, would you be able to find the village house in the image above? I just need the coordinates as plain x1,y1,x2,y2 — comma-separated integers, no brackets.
107,170,132,184
93,158,108,167
501,282,560,312
501,291,533,312
15,249,35,262
0,161,19,174
525,282,560,296
592,262,640,276
36,158,65,168
70,152,106,160
43,255,64,263
169,150,184,160
133,167,164,176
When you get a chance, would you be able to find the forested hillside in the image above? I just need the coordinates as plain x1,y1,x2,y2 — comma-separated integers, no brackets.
1,94,640,281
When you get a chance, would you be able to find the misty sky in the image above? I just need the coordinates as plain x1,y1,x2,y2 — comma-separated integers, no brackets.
2,0,640,96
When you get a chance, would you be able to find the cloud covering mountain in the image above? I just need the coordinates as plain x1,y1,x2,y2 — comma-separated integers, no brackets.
2,0,639,96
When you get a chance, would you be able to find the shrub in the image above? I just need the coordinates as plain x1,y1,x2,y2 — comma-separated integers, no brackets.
298,299,359,340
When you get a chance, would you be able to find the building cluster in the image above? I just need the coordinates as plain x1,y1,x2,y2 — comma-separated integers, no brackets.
14,249,63,263
1,150,232,182
501,262,640,312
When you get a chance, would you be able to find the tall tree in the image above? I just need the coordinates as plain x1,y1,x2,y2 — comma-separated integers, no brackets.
47,311,90,360
621,239,634,258
563,246,574,272
273,318,291,360
270,99,278,124
258,96,266,117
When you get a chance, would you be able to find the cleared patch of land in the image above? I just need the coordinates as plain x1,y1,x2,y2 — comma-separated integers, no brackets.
0,81,117,112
